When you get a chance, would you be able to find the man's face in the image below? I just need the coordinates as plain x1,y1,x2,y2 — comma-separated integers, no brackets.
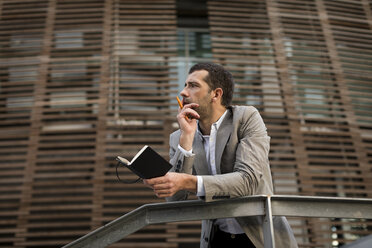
180,70,213,120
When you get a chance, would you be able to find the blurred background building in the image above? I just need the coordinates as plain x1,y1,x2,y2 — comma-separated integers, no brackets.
0,0,371,247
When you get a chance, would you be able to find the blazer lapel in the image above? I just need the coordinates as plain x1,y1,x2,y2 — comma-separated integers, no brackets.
215,110,233,174
192,132,210,175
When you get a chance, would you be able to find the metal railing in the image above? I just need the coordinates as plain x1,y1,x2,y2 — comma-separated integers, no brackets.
63,195,372,248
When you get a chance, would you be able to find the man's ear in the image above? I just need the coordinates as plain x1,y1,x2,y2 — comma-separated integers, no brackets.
212,88,223,103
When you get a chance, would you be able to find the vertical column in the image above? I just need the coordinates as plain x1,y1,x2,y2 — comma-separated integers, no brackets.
15,0,56,246
266,0,308,194
91,0,112,230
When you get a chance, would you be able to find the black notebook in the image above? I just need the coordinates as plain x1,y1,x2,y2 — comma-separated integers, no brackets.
116,145,172,179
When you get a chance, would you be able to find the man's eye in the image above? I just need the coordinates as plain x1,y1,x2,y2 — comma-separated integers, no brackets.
185,82,197,88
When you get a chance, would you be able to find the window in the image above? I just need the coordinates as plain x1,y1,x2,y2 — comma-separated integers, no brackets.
176,0,211,93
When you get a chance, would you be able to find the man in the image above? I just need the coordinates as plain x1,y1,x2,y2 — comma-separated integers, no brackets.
144,63,297,248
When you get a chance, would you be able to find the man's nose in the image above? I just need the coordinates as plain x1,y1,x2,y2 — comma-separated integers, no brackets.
180,87,188,98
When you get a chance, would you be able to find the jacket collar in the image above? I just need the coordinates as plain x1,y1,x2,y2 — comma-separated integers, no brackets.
215,108,233,174
192,108,233,175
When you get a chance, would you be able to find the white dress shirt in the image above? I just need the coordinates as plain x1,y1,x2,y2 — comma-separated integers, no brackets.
178,110,244,234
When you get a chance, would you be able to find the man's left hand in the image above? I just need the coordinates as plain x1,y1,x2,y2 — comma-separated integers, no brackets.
143,172,197,198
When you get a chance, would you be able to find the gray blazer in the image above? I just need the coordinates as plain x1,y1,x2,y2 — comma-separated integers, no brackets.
166,106,297,248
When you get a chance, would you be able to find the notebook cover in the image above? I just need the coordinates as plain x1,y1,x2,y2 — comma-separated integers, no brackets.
127,146,172,179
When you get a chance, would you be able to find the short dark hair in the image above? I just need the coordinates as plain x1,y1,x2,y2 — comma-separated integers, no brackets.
189,62,234,108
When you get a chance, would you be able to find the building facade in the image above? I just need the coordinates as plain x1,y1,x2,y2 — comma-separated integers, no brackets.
0,0,371,247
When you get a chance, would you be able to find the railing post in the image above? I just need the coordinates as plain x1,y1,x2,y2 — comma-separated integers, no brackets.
263,195,275,248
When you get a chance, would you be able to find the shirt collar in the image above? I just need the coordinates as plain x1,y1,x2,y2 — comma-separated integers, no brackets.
213,109,228,130
197,109,228,136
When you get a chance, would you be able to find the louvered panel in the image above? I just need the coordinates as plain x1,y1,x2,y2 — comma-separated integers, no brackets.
51,0,105,58
18,61,103,245
324,0,372,189
0,58,38,247
103,1,179,247
208,1,308,245
0,1,371,248
300,128,367,196
209,0,372,247
0,0,48,246
317,1,372,245
12,0,106,246
273,0,371,246
110,61,177,119
304,218,372,247
0,0,47,57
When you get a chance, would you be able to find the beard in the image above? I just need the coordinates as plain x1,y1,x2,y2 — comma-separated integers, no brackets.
194,94,212,120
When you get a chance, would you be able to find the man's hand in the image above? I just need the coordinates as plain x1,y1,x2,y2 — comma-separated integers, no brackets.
143,172,197,198
177,103,199,151
177,103,199,131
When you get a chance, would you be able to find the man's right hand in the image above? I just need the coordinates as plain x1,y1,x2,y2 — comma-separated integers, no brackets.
177,103,199,151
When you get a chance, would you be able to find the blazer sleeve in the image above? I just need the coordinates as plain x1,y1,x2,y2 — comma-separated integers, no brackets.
166,131,196,202
202,108,272,202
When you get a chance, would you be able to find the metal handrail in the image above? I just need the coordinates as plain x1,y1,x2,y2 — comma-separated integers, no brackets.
62,195,372,248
